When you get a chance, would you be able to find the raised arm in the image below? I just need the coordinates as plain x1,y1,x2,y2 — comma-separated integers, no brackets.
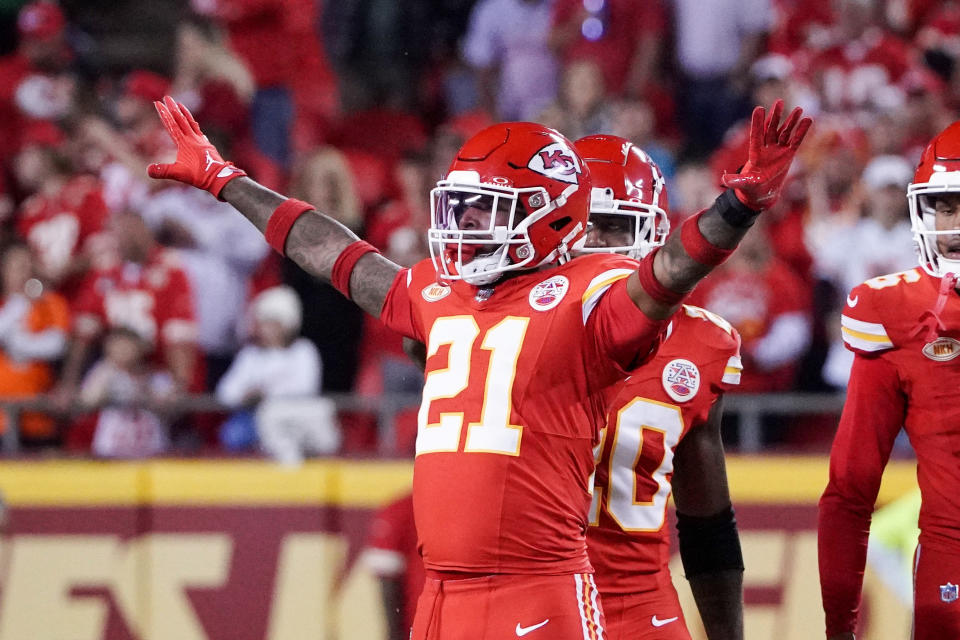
147,97,401,317
672,397,744,640
218,178,401,316
630,100,812,320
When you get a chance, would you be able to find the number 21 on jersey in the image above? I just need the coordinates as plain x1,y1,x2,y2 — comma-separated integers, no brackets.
416,315,529,457
590,398,685,531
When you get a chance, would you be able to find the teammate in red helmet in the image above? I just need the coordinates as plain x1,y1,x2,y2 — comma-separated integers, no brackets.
577,135,744,640
575,135,669,260
818,121,960,640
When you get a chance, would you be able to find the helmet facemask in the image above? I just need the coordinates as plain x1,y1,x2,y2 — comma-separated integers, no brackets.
579,187,669,260
909,183,960,278
429,171,572,285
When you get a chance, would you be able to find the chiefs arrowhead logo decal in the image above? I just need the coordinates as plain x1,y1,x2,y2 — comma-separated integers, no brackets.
527,142,581,185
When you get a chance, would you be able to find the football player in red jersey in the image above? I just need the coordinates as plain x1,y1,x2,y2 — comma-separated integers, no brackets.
148,95,809,639
576,135,744,640
818,121,960,640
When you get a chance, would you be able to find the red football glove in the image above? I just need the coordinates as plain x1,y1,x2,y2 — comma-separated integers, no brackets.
147,95,247,199
721,99,812,211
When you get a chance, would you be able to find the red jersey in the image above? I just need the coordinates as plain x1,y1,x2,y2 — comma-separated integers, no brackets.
73,249,197,353
587,306,742,596
819,268,960,636
802,29,912,111
16,176,108,292
379,254,665,574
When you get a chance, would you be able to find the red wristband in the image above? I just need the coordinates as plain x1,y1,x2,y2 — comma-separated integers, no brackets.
331,240,381,299
265,199,315,255
208,163,247,200
680,213,734,266
637,248,686,306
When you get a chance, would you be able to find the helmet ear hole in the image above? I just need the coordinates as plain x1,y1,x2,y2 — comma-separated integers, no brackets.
549,216,572,232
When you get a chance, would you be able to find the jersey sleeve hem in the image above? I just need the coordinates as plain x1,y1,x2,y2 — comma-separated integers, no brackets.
378,268,422,341
840,314,893,353
721,354,743,386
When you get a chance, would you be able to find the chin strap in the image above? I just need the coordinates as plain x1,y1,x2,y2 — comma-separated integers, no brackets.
911,272,958,344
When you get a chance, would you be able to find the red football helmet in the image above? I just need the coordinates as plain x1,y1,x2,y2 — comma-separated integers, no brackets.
429,122,590,285
908,121,960,277
573,135,669,260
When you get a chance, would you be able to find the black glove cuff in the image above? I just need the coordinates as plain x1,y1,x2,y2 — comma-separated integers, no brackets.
676,505,744,577
716,188,761,229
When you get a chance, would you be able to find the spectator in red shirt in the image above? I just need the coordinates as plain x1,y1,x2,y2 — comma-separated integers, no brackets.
802,0,913,113
58,211,198,400
190,0,329,167
549,0,668,97
13,121,109,299
0,1,74,160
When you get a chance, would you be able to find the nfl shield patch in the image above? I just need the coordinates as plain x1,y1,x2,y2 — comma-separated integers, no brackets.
941,582,958,603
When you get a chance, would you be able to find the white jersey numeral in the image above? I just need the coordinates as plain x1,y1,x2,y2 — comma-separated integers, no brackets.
416,316,529,456
864,268,921,290
591,398,685,531
416,316,478,454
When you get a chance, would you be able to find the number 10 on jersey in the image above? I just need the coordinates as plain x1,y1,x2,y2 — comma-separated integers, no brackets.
590,398,685,531
416,316,530,456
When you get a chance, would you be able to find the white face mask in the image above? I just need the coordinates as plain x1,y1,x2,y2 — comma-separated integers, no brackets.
908,182,960,278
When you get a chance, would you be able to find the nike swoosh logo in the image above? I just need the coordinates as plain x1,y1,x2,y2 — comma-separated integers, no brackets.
516,619,549,636
651,615,679,627
846,294,859,307
216,166,237,178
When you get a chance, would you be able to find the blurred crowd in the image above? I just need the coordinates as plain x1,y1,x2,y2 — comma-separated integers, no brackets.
0,0,957,457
